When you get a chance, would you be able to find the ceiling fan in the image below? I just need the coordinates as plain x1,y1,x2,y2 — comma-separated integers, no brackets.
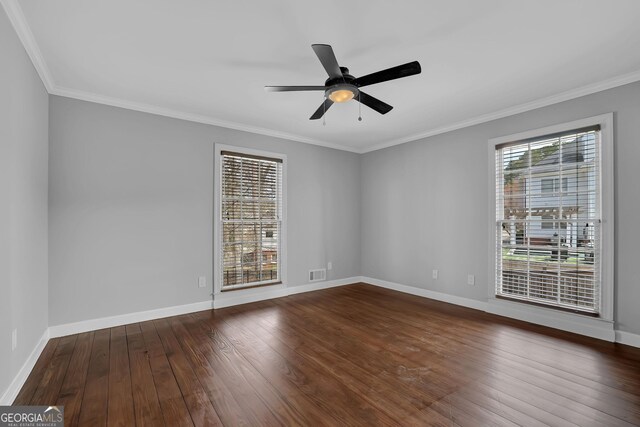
265,44,421,120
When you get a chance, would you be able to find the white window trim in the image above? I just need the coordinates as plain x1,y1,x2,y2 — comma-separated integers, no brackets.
213,143,288,297
487,114,614,332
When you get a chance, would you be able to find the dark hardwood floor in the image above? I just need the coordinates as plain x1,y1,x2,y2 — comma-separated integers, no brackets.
15,283,640,426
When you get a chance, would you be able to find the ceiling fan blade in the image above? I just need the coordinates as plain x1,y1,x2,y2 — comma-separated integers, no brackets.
311,44,343,79
264,86,326,92
356,91,393,115
354,61,421,88
309,98,334,120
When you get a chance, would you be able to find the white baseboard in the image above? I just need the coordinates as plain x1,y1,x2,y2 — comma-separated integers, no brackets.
361,276,488,312
3,275,637,404
486,297,615,342
615,330,640,348
49,300,214,338
287,276,360,295
360,276,633,346
213,276,359,309
49,276,359,336
0,277,355,404
0,328,50,405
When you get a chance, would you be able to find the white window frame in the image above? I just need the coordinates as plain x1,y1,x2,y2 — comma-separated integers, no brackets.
213,144,287,296
487,114,614,332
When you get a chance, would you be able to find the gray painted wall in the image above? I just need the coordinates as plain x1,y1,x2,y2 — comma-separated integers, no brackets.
0,8,49,399
361,81,640,336
48,96,361,326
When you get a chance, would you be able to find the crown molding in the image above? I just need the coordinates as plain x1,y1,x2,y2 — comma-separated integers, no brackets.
361,69,640,153
51,86,361,153
1,0,54,92
52,68,640,155
1,0,358,154
5,0,640,154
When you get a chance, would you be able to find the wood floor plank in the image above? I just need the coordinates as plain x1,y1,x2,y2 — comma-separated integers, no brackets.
165,315,256,426
208,304,456,426
189,311,360,427
14,283,640,426
202,310,411,426
265,298,499,424
125,323,165,427
77,329,110,427
107,326,135,427
30,335,77,406
275,291,476,395
13,337,60,405
335,285,640,423
305,286,639,426
56,332,94,427
153,318,224,427
460,381,580,427
312,284,636,394
179,312,312,426
258,297,549,425
278,286,640,426
348,284,640,393
139,320,194,427
268,290,570,425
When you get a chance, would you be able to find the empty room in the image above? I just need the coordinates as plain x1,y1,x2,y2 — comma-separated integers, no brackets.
2,0,640,426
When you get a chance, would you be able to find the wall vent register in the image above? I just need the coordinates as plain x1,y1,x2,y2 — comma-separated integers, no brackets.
309,269,327,282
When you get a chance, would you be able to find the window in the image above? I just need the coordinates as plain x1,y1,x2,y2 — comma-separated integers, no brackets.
494,122,606,314
540,178,554,193
218,150,284,291
541,177,568,193
540,214,567,230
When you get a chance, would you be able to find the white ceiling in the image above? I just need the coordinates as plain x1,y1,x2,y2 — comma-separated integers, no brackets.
7,0,640,152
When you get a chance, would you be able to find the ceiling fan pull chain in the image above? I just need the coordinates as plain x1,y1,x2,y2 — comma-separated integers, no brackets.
358,91,362,122
323,98,326,126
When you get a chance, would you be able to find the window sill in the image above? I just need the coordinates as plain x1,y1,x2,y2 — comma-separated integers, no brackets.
213,281,288,309
495,294,599,317
221,280,282,292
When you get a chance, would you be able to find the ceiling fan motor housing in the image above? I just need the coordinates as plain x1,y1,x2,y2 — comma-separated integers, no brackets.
325,68,356,86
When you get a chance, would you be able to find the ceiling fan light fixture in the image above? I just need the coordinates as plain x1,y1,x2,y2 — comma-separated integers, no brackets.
327,85,357,103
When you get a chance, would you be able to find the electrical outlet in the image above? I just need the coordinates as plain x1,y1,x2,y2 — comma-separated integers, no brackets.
432,269,438,279
198,276,207,288
327,262,333,270
467,274,475,286
12,329,17,351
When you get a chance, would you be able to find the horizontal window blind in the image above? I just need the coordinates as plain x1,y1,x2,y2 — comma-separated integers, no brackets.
495,126,601,313
221,152,282,290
